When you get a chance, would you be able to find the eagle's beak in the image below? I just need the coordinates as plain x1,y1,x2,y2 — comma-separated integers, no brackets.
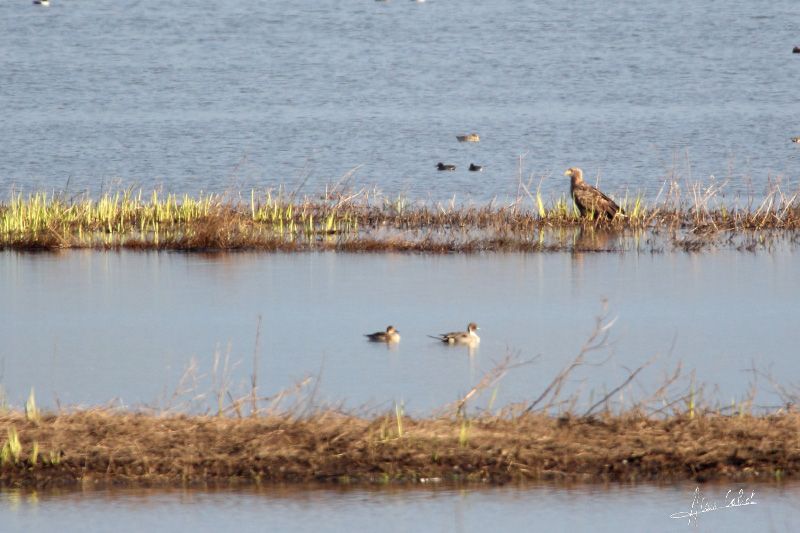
564,169,573,177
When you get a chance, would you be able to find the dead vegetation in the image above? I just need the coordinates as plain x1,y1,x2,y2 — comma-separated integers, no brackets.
0,409,798,489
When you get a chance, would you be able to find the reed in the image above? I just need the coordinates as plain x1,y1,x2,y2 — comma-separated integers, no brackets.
395,402,404,439
0,427,21,465
1,181,799,252
25,388,39,424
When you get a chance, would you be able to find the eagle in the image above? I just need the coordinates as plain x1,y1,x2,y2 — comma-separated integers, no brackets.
564,167,624,219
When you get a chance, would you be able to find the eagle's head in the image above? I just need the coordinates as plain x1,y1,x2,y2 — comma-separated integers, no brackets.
564,167,584,184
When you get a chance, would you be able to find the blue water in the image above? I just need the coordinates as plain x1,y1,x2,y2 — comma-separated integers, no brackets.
0,482,795,533
3,249,798,412
1,0,798,201
4,0,799,525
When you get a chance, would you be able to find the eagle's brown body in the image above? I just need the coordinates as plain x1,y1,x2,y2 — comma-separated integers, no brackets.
564,167,623,219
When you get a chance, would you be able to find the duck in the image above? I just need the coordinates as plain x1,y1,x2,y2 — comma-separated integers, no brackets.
456,133,480,143
365,325,401,343
564,167,624,219
468,163,483,172
437,162,456,171
434,323,480,345
792,137,800,143
793,47,800,54
33,0,50,5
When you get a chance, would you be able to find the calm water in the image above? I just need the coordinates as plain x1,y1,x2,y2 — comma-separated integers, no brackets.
2,0,798,200
5,1,799,524
0,482,796,533
3,249,798,411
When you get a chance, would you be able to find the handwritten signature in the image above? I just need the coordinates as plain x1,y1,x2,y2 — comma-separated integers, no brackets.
670,487,757,526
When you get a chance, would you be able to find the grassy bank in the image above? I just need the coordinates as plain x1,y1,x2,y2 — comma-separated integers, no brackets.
1,185,799,252
1,317,796,489
1,410,797,489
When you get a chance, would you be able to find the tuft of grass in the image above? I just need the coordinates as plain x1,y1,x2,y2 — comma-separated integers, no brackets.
458,417,471,448
536,189,546,219
46,450,61,466
1,427,21,465
30,441,39,466
25,388,39,423
395,402,404,438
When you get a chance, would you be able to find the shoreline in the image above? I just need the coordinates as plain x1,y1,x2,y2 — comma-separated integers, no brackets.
1,411,797,489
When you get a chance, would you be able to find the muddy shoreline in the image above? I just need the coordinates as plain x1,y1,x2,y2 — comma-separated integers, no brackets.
1,411,797,489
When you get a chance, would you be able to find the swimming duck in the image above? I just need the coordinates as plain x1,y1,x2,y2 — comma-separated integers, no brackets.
793,47,800,54
434,323,480,345
437,162,456,171
564,167,624,219
468,163,483,172
456,133,480,143
792,137,800,143
33,0,49,5
365,325,401,343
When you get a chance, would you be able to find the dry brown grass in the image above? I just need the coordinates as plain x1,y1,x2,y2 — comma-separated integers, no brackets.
1,410,798,489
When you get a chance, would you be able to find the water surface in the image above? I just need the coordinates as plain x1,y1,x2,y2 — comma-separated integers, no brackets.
0,482,795,533
3,250,798,411
2,0,798,200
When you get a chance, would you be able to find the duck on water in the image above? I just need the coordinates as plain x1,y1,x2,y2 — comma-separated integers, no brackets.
432,323,480,346
365,325,401,343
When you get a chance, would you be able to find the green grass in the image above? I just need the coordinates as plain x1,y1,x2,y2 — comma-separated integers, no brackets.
0,427,21,465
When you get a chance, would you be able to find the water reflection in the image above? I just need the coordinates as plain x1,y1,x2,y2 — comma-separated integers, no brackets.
572,227,618,252
0,482,797,533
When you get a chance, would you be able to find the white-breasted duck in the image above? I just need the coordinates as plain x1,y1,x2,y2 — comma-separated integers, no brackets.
365,325,401,343
435,323,480,345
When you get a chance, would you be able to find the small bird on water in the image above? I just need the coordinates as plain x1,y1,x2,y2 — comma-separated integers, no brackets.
456,133,480,143
792,137,800,144
564,167,624,219
33,0,49,5
437,162,456,171
432,323,480,346
468,163,483,172
365,325,401,343
793,46,800,54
